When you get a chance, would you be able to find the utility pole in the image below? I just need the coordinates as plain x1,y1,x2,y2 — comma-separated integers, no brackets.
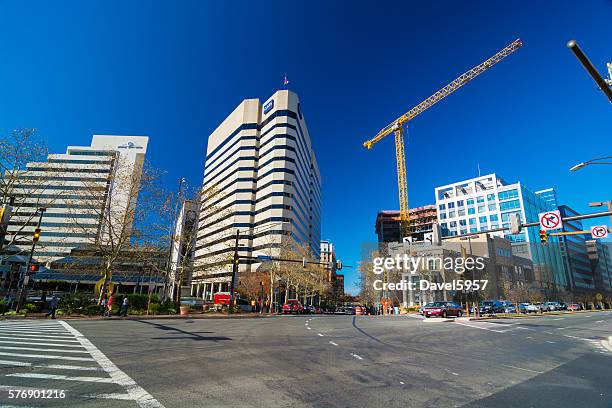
228,229,239,314
16,207,46,313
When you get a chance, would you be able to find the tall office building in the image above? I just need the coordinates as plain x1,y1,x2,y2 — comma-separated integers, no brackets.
5,135,148,262
434,174,566,291
321,240,343,298
193,90,321,299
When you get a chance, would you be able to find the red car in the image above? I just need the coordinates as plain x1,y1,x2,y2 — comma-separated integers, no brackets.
282,300,303,314
423,301,463,318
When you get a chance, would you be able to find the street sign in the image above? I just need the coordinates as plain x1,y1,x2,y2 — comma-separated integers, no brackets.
590,225,608,239
257,255,272,261
596,293,603,301
538,210,563,231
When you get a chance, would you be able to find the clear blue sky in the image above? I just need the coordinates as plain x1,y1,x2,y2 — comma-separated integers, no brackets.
1,1,611,294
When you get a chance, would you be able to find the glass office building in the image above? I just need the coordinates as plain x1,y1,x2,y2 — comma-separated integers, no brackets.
435,174,567,291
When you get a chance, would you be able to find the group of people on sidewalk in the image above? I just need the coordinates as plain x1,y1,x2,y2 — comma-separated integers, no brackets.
99,293,129,317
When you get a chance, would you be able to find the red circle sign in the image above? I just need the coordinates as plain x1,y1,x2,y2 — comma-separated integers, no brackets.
540,212,560,229
592,226,607,238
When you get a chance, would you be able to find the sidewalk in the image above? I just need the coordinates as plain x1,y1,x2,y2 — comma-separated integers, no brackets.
0,312,281,321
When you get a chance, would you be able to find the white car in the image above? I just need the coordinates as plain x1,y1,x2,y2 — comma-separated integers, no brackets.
519,303,539,313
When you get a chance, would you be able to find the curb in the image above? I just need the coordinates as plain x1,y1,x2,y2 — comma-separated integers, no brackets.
0,313,280,321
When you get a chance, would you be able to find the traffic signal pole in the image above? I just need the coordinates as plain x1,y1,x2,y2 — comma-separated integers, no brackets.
16,207,46,313
228,229,239,314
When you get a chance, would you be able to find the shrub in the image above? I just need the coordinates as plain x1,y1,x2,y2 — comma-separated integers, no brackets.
23,303,38,313
0,299,8,315
58,292,95,315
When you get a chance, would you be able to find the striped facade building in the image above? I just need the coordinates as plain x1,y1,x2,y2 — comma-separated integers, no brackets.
5,135,148,262
193,90,321,299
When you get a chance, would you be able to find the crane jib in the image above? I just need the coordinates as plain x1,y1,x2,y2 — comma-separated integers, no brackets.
362,38,522,149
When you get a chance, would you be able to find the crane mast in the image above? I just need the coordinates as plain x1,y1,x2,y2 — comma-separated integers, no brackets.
363,39,522,238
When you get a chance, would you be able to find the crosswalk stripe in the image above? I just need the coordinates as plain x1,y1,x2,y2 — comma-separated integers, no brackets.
0,328,71,333
6,373,114,383
0,333,77,340
0,333,79,343
0,360,101,371
0,339,84,348
0,346,90,354
0,351,94,361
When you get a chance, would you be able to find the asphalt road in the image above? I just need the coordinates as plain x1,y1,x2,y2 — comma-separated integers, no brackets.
0,311,611,408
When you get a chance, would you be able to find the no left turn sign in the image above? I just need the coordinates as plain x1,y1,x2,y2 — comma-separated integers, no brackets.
538,210,563,231
590,225,608,239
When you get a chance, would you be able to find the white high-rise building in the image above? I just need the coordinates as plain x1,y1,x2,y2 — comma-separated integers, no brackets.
5,135,148,262
193,90,321,300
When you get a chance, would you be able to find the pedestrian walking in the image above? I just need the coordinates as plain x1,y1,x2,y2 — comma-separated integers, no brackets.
251,299,256,312
120,296,129,317
107,294,114,317
99,294,107,316
45,294,59,319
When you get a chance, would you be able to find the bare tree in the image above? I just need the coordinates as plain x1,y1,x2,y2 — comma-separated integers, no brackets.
0,129,65,259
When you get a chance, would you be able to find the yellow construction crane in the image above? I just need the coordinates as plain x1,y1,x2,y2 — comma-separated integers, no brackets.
363,39,523,238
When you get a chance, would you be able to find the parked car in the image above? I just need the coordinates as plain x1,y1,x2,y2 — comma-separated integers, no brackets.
542,301,565,312
419,303,434,315
479,300,505,315
567,303,583,311
519,303,539,314
303,305,315,314
500,301,517,313
344,306,356,315
422,301,463,318
282,300,303,314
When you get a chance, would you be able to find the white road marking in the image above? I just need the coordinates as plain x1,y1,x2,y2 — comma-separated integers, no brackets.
350,353,363,360
454,321,506,333
0,339,84,348
317,333,324,337
556,327,566,330
595,320,604,323
86,393,136,401
0,345,89,353
307,327,311,330
0,360,100,371
329,341,338,346
6,373,114,383
544,331,554,334
552,318,565,320
0,333,77,340
501,364,543,374
400,381,405,385
546,341,556,344
564,335,578,339
0,351,94,361
59,320,165,408
526,336,533,339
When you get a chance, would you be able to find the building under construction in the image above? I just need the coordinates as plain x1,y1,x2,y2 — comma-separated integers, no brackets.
375,205,438,243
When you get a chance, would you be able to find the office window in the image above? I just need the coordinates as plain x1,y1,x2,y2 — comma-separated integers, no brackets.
449,211,456,218
457,200,464,207
499,189,519,201
477,196,484,203
488,203,497,211
450,221,457,228
448,202,455,209
478,205,485,213
439,204,446,210
458,209,465,216
469,218,476,225
459,219,467,226
470,227,478,233
487,193,495,201
440,213,447,220
460,228,467,235
479,216,487,223
490,214,499,222
500,200,520,211
467,199,474,205
468,208,475,215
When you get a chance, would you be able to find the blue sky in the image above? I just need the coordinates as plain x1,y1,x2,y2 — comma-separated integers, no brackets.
1,1,611,294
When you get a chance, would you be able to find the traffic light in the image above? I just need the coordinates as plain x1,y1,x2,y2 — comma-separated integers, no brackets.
27,263,39,275
336,260,343,270
509,213,522,235
33,228,41,242
539,230,548,245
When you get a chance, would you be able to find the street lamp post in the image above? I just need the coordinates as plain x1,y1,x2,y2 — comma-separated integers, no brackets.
16,207,46,313
460,234,479,317
569,156,612,172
